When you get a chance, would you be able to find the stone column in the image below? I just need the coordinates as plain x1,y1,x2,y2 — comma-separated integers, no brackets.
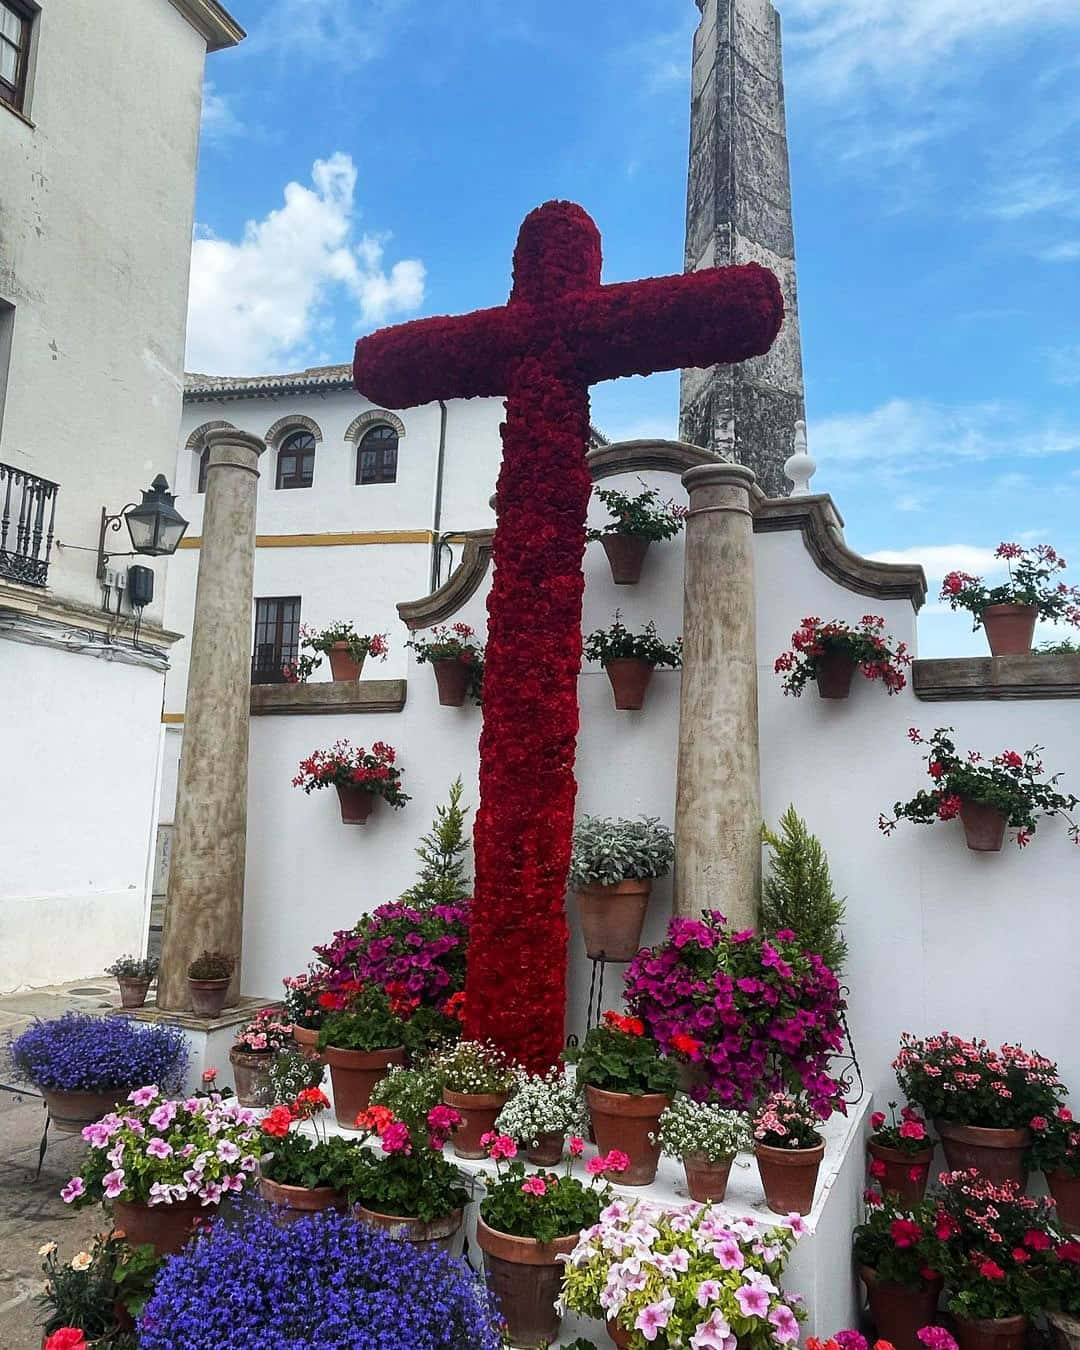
674,462,761,926
157,429,264,1010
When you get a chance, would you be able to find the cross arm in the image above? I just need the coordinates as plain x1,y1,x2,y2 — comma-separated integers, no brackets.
353,306,519,410
570,262,784,384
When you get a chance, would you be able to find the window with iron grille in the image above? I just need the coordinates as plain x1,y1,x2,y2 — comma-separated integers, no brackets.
276,430,316,489
356,424,398,485
0,1,33,114
252,596,301,684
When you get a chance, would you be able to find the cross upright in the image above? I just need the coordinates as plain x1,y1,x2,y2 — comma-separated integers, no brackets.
354,200,782,1071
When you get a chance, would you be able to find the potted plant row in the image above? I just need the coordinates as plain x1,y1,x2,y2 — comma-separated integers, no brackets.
105,954,158,1009
568,814,674,961
286,621,389,683
406,623,484,705
10,1013,187,1133
584,612,681,710
880,727,1079,853
293,738,410,823
941,543,1080,656
564,1010,679,1185
494,1065,585,1165
586,483,685,585
775,614,910,699
655,1095,752,1202
560,1197,805,1350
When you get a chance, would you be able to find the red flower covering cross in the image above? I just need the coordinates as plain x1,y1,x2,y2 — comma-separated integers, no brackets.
353,201,782,1071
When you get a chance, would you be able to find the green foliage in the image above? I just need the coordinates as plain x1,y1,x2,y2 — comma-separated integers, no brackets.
106,954,158,979
584,612,682,668
349,1145,470,1223
852,1192,949,1291
187,950,235,980
260,1131,358,1191
569,814,674,888
1039,637,1080,654
761,806,847,976
480,1160,605,1244
37,1234,163,1340
586,483,685,543
318,986,409,1053
399,777,472,907
564,1021,679,1097
370,1066,444,1136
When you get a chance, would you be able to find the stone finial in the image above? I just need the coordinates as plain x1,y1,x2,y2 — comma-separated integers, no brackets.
783,420,816,496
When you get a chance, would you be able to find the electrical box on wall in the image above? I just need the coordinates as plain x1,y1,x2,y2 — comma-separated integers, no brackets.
127,565,154,608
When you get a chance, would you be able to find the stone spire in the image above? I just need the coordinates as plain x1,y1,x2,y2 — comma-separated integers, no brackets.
679,0,806,498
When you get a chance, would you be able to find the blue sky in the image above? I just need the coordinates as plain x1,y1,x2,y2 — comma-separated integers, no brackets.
191,0,1080,656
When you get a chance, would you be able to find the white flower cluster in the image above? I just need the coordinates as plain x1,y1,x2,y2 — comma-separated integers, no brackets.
494,1067,587,1144
655,1096,752,1163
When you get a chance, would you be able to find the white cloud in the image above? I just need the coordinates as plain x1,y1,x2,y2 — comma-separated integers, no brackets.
1038,241,1080,262
243,0,406,70
185,153,425,376
869,543,1003,581
200,81,242,145
986,169,1080,221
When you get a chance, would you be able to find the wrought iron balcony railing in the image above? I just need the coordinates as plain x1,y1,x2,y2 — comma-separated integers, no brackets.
0,462,59,588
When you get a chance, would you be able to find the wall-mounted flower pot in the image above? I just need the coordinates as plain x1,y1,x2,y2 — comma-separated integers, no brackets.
682,1152,733,1203
476,1216,580,1349
603,658,653,710
117,977,152,1009
431,658,471,706
356,1204,463,1255
815,651,857,700
601,534,651,585
867,1139,933,1205
755,1137,825,1215
585,1084,670,1185
324,1045,406,1127
980,604,1036,656
935,1120,1031,1188
958,802,1008,852
442,1088,510,1159
327,642,365,681
954,1314,1028,1350
336,783,376,824
1048,1170,1080,1233
229,1047,275,1107
188,976,230,1018
576,878,652,961
859,1265,944,1350
524,1132,565,1166
259,1176,346,1224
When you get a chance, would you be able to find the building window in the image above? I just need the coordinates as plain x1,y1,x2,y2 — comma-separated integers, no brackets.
197,445,210,494
356,424,399,485
0,1,32,113
252,596,301,684
276,430,316,490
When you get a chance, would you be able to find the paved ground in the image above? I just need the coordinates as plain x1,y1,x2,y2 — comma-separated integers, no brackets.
0,980,126,1349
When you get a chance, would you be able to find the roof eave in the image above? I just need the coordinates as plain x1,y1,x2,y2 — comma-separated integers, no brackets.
168,0,245,52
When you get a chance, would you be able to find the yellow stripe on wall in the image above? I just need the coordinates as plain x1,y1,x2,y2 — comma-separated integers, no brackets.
162,713,185,724
178,530,434,550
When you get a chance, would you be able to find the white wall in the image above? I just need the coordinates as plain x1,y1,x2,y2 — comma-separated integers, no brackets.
0,641,163,990
237,465,1080,1110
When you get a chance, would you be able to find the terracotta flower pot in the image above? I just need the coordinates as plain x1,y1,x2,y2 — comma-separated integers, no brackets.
324,1045,406,1127
355,1204,463,1254
868,1139,934,1205
328,642,365,681
113,1196,211,1258
601,534,651,585
117,977,151,1009
259,1175,346,1224
41,1087,130,1134
859,1265,943,1350
576,878,653,961
954,1314,1028,1350
1047,1170,1080,1233
336,783,376,824
683,1152,733,1203
935,1120,1031,1188
292,1023,324,1062
525,1132,565,1166
1049,1311,1080,1350
431,658,472,706
442,1088,510,1159
603,658,654,711
755,1137,825,1215
980,604,1036,657
816,650,857,699
476,1216,580,1349
608,1320,634,1348
959,801,1008,853
229,1047,276,1107
585,1084,671,1185
187,976,230,1017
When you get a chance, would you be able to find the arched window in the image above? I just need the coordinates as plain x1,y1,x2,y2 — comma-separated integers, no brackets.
276,430,316,489
197,445,211,494
356,424,398,485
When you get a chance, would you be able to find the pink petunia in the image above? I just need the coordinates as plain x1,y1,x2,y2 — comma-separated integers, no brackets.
735,1284,770,1318
60,1177,85,1204
128,1086,159,1108
635,1297,675,1342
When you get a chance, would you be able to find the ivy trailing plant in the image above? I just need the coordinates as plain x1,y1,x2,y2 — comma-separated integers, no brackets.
761,806,848,976
563,1011,679,1097
941,543,1080,631
586,483,685,542
568,814,674,888
583,612,682,669
879,727,1079,848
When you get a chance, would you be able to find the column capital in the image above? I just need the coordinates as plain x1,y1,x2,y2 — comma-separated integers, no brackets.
204,428,266,477
681,461,757,495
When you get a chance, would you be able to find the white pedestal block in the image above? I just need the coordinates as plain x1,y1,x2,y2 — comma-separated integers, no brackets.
124,998,276,1095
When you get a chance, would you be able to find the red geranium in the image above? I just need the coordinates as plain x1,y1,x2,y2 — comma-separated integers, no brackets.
44,1332,86,1350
